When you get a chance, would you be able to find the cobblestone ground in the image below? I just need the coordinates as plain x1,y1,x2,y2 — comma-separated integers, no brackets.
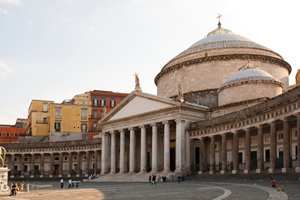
0,180,298,200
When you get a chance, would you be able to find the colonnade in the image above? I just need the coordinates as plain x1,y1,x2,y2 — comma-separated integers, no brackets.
7,150,101,178
197,115,300,174
101,119,188,174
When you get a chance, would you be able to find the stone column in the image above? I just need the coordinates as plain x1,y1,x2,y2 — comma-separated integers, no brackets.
163,121,170,173
40,154,44,177
101,132,109,174
10,154,15,178
140,125,147,173
30,154,35,177
68,153,72,177
94,151,98,174
151,123,158,173
86,151,90,176
282,118,290,173
269,121,277,173
129,128,136,173
119,129,125,173
175,119,186,173
232,131,239,174
110,131,116,174
186,131,191,173
49,153,53,177
256,125,264,173
244,128,251,173
221,134,227,174
59,153,63,177
198,137,205,174
297,114,300,172
19,154,24,177
77,152,81,177
209,135,215,174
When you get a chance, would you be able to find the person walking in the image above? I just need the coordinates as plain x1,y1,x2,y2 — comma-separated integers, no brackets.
68,179,72,188
60,178,64,189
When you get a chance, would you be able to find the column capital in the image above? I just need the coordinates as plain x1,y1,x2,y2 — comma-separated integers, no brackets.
175,118,186,124
129,127,136,131
255,124,264,129
118,129,125,133
282,117,289,122
162,120,169,125
139,125,146,129
110,130,115,134
150,122,158,127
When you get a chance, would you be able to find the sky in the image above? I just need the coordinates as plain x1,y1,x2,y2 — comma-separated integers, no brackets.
0,0,299,124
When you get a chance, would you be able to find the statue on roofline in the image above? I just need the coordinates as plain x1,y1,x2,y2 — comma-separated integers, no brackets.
134,72,142,92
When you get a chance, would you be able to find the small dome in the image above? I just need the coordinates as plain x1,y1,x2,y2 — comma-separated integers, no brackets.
223,63,280,85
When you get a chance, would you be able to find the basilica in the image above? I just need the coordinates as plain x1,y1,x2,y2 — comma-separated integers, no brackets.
3,22,300,179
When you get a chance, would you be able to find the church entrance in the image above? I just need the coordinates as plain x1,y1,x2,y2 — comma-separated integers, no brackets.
170,148,175,171
250,151,257,170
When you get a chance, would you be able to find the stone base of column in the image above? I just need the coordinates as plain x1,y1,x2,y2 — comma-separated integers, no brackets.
256,169,262,174
220,170,226,174
243,169,249,174
58,175,62,178
10,175,14,178
30,175,34,178
67,174,71,177
231,170,237,174
295,167,300,173
268,168,274,173
40,175,44,178
198,171,203,175
209,171,214,175
281,168,287,173
85,174,89,177
109,171,116,175
138,170,147,174
161,170,171,174
49,175,53,178
150,170,158,174
76,174,80,177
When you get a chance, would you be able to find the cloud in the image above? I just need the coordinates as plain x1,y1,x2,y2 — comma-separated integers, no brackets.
0,0,21,6
0,61,13,77
0,7,8,14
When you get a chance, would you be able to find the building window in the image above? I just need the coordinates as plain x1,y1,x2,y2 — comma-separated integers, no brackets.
81,124,87,133
55,107,61,119
110,99,115,108
54,157,59,161
100,99,106,107
93,110,98,119
93,99,98,106
81,108,87,120
6,133,9,137
93,123,97,131
42,103,48,112
54,122,61,132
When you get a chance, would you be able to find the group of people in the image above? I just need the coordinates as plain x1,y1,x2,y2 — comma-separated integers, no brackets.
60,178,80,189
148,175,168,185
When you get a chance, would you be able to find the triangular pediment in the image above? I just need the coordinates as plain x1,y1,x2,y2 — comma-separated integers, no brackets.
103,92,178,122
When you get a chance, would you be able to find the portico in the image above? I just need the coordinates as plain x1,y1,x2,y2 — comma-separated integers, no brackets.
100,91,207,175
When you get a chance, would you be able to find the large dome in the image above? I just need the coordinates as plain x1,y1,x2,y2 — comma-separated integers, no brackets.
155,23,291,103
170,26,277,64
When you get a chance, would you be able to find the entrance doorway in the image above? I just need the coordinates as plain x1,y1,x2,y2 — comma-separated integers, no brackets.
251,151,257,170
54,164,59,176
170,148,175,171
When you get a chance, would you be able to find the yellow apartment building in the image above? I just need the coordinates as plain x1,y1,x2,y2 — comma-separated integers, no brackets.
48,93,90,139
27,100,54,136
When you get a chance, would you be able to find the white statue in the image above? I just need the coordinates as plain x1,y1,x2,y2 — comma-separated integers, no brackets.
0,146,6,168
134,72,142,92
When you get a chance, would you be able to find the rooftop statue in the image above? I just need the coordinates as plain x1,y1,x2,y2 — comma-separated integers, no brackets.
134,72,142,92
178,83,184,103
0,146,6,168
